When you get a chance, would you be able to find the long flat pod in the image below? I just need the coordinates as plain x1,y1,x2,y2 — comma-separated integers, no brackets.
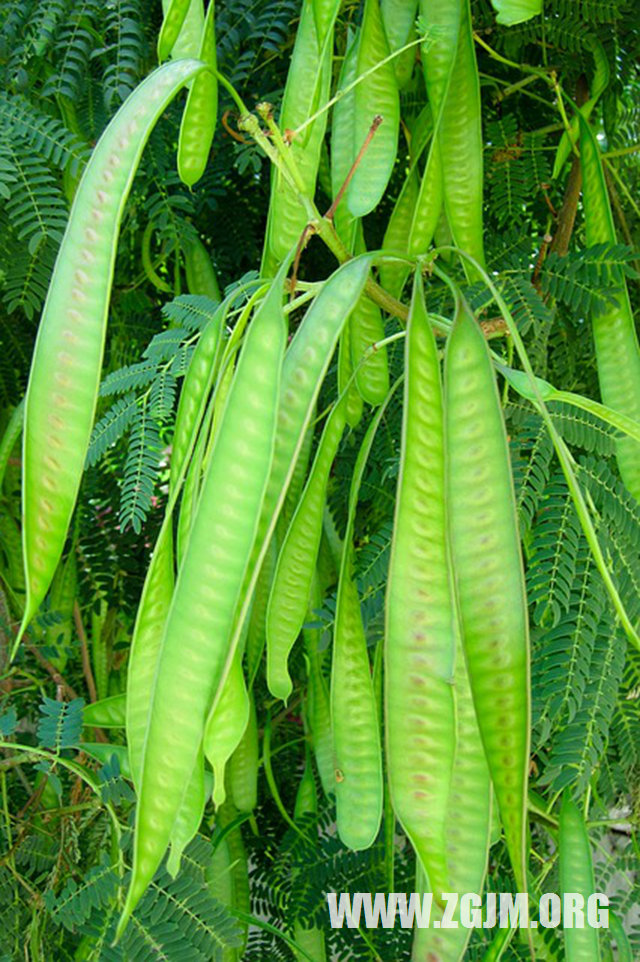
385,272,456,896
267,397,347,701
118,262,289,933
332,391,400,849
445,299,530,894
330,29,359,247
579,115,640,500
203,644,250,807
381,166,419,299
158,0,198,60
347,0,399,218
312,0,341,48
437,0,485,276
229,690,259,812
263,0,333,269
350,223,389,406
184,236,222,301
559,795,602,962
83,692,126,729
177,0,218,187
411,633,491,960
165,748,206,877
208,258,373,719
304,578,334,798
407,141,443,257
170,300,225,493
18,60,204,650
381,0,419,88
409,0,460,260
490,0,541,25
126,522,174,786
418,0,462,118
338,318,364,428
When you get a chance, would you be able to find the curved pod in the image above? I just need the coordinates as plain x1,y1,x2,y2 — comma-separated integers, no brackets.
19,60,204,647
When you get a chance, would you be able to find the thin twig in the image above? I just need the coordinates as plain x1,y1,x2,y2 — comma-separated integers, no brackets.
325,115,383,223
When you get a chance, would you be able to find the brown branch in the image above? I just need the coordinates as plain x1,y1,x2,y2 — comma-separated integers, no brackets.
73,602,97,704
532,232,554,290
549,158,582,257
25,644,80,701
549,74,590,258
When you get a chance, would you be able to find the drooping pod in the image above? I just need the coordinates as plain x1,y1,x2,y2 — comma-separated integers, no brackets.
312,0,341,48
579,115,640,500
125,523,175,787
246,537,277,685
349,225,389,406
381,0,419,89
267,396,347,701
304,576,334,797
262,0,333,271
177,0,218,187
166,749,207,877
0,400,23,493
347,0,399,218
411,633,491,961
385,272,456,896
208,258,373,751
117,258,289,935
559,795,602,962
229,690,259,812
83,692,126,729
158,0,198,61
205,827,238,962
170,300,225,493
332,564,383,850
444,298,530,895
184,235,222,301
408,143,443,258
330,29,359,247
418,0,485,277
380,167,420,300
279,419,314,536
552,36,608,179
332,393,399,850
338,320,364,428
203,645,250,808
209,801,250,956
17,60,204,654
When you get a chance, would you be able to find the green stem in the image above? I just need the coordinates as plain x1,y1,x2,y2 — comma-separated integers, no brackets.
262,713,310,843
